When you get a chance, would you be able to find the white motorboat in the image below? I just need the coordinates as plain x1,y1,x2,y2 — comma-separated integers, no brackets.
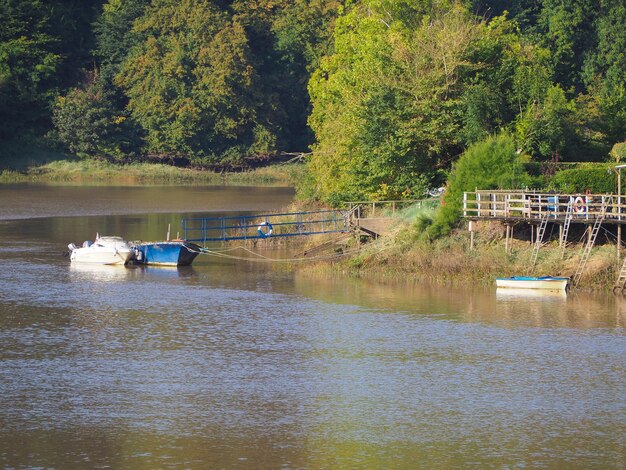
68,235,134,265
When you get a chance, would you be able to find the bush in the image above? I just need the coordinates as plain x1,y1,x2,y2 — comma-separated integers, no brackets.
52,71,142,159
427,132,530,238
549,163,616,194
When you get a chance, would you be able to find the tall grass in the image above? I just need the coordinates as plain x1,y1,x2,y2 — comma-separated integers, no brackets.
0,159,305,186
325,217,619,290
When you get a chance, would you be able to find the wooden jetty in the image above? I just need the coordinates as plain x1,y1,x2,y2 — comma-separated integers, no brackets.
345,199,435,238
463,190,626,289
463,190,623,223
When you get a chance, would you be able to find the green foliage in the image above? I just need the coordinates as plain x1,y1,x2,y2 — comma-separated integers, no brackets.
514,84,577,159
305,1,485,205
610,142,626,163
536,0,597,93
114,0,279,159
549,163,615,194
254,0,341,149
50,0,150,159
52,70,141,159
581,2,626,146
0,0,103,149
0,0,60,139
94,0,150,76
428,133,529,238
6,0,626,202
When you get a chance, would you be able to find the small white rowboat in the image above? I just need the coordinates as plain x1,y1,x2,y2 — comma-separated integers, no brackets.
495,276,569,291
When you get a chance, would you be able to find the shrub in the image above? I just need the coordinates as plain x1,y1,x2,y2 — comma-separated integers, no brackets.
427,132,530,238
549,163,615,194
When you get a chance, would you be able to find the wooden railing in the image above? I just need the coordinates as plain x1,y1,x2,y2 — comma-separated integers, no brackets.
463,190,624,221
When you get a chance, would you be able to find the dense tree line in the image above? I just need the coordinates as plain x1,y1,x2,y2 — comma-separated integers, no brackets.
1,0,626,204
304,0,626,203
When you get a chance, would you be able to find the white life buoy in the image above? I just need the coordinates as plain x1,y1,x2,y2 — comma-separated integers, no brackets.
573,196,585,214
257,222,273,238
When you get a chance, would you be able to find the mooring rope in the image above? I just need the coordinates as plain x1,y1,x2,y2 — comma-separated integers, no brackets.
186,240,394,263
196,245,363,263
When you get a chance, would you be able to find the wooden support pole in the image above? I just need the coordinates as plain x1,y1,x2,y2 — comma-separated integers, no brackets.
619,171,622,261
559,224,563,247
469,220,475,250
505,224,510,254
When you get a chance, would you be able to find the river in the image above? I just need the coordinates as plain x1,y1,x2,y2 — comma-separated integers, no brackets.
0,184,624,469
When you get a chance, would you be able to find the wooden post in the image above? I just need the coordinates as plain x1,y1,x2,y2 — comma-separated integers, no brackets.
511,224,514,246
559,224,563,247
618,167,623,261
505,224,510,254
469,220,475,250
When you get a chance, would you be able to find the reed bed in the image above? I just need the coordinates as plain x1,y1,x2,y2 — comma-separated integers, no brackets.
1,160,304,186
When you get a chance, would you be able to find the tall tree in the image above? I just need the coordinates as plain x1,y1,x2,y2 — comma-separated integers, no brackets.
535,0,597,94
51,0,147,159
304,1,536,204
115,0,276,160
0,0,60,139
94,0,150,81
581,1,626,146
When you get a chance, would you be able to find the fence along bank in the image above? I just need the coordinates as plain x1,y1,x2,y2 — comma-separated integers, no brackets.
463,190,626,290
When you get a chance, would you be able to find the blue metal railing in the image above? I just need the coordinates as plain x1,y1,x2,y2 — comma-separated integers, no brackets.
182,209,350,243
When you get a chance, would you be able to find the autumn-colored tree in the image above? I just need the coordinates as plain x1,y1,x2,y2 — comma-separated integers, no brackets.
114,0,276,161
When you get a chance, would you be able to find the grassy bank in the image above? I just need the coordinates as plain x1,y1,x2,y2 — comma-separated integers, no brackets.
0,159,304,186
205,200,618,291
297,217,619,291
2,158,618,291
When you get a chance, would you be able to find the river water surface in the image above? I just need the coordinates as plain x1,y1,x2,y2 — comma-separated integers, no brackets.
0,184,624,468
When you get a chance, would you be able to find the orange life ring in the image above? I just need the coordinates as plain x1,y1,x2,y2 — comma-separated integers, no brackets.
573,196,585,213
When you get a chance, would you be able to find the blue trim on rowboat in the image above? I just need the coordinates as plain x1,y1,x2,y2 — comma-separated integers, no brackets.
496,276,570,281
134,241,201,266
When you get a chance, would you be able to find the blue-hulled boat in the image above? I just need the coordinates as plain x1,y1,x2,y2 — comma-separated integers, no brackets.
133,240,202,266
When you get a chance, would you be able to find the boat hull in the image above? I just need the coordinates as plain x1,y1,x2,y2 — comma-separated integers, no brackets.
70,236,133,265
495,276,569,290
70,249,132,265
134,241,201,266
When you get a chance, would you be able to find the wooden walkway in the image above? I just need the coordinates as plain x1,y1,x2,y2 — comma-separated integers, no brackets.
345,199,437,238
463,190,626,288
463,190,623,224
